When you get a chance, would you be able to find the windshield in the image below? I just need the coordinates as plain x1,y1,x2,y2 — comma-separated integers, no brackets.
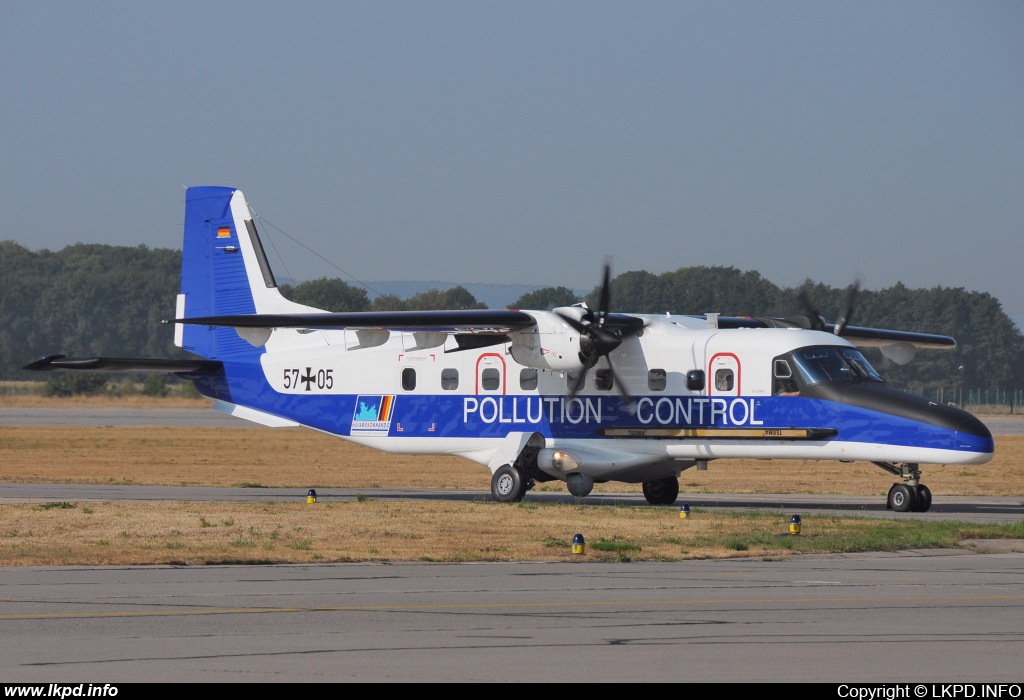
790,346,884,386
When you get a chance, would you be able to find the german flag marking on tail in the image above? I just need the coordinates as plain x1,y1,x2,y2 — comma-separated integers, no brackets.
217,226,231,238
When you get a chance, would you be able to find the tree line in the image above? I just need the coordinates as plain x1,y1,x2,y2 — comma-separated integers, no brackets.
2,241,1021,393
279,278,485,312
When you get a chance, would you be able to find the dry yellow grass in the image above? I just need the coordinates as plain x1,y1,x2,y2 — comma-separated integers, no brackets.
0,426,487,489
1,426,1022,496
0,500,669,565
4,499,1021,567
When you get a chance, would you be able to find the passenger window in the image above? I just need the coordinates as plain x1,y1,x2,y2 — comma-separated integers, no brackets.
648,369,666,391
520,368,538,391
594,369,613,391
402,367,416,391
686,370,705,391
715,369,734,392
441,368,459,390
481,368,500,391
567,370,584,391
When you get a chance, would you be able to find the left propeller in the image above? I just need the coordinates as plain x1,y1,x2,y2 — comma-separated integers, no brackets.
555,263,640,405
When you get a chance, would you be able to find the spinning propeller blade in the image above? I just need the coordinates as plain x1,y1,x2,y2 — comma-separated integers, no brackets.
797,275,864,336
834,275,862,336
796,288,827,331
556,262,637,407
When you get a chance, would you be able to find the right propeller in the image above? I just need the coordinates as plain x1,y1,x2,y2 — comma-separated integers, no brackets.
833,275,862,336
555,263,640,406
795,275,863,335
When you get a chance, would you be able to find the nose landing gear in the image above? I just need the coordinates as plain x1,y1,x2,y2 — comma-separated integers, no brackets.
912,484,932,512
886,483,916,512
875,462,932,513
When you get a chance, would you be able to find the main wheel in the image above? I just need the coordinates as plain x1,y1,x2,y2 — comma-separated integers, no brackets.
887,483,917,513
491,465,525,503
911,484,932,513
642,477,680,506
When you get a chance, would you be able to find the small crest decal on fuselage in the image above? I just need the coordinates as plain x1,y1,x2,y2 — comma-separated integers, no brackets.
351,395,396,437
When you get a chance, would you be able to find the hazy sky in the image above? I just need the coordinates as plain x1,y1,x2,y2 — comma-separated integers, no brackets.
2,2,1022,313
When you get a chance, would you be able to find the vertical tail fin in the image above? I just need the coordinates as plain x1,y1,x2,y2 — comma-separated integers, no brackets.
176,186,304,359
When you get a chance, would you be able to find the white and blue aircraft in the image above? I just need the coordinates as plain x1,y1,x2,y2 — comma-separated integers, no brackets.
26,186,994,513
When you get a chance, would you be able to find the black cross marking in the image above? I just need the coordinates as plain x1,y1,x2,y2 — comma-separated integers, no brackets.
300,368,315,391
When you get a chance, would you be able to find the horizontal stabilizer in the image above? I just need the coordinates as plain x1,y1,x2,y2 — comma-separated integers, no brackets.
23,355,223,375
172,309,538,333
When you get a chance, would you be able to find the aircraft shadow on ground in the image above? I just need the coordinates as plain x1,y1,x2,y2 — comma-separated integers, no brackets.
319,489,1024,517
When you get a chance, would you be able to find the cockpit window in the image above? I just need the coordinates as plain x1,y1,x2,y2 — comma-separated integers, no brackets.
790,346,883,386
841,348,883,382
773,358,799,396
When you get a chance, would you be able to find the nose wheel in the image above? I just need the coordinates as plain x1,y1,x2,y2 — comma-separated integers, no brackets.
911,484,931,512
876,462,932,513
886,483,915,512
886,483,932,512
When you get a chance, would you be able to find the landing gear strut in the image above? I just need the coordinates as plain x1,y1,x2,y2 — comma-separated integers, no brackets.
642,477,680,506
874,462,931,513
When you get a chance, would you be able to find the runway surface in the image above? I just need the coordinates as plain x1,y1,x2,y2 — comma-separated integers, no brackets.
2,407,1023,433
2,482,1022,523
3,554,1024,681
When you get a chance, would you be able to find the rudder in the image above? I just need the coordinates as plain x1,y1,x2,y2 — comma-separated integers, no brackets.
176,187,277,359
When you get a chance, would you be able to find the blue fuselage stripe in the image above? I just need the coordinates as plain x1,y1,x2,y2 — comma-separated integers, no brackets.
193,362,993,455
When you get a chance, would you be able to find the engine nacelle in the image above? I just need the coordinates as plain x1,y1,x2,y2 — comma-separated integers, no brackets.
508,309,586,371
536,444,677,481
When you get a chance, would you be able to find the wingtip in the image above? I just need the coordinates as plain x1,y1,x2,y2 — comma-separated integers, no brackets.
22,354,65,371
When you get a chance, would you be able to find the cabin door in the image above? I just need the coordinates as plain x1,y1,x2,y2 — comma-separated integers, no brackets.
707,353,741,397
476,353,506,395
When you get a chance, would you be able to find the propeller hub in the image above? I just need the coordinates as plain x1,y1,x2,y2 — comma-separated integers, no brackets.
555,261,638,407
579,326,621,366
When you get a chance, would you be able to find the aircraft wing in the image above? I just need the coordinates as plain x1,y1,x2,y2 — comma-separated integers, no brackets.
820,324,955,349
712,316,955,350
171,309,537,332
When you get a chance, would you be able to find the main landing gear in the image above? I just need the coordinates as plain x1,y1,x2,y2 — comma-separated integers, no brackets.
490,464,534,503
874,462,932,513
642,477,680,506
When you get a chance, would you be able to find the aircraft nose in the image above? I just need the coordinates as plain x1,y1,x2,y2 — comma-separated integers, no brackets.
952,411,991,439
953,412,994,456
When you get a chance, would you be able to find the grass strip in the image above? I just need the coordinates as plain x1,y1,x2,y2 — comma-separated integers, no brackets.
1,500,1021,567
